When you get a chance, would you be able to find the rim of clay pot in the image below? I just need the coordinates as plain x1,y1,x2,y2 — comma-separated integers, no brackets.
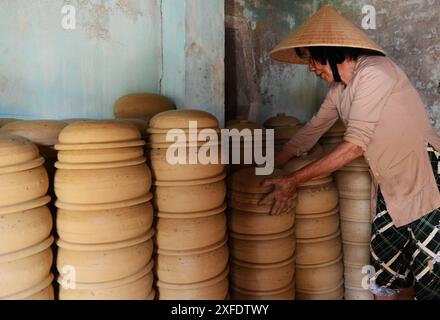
264,113,301,128
154,172,226,187
0,195,51,216
57,229,155,251
344,285,372,292
2,273,54,300
298,176,334,188
341,217,371,223
297,230,341,244
55,193,153,211
57,259,154,290
55,156,146,170
0,156,45,174
296,254,343,269
343,240,371,247
296,280,344,294
231,280,295,296
231,255,296,269
156,203,227,219
55,139,145,151
344,261,369,268
156,267,229,290
147,127,221,134
229,190,298,201
147,140,220,150
156,236,227,256
296,207,340,220
227,206,296,217
229,227,296,241
0,236,54,263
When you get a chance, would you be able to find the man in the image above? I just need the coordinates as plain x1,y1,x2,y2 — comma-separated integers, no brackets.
261,5,440,300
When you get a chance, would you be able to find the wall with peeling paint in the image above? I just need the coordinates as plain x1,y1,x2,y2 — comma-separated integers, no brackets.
227,0,440,131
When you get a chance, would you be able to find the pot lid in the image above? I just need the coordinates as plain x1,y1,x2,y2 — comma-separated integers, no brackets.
0,120,68,146
114,93,175,120
228,167,285,194
0,134,40,167
264,113,301,128
58,120,141,144
149,109,219,130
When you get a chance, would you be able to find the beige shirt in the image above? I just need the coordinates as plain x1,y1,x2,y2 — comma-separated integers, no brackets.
284,55,440,227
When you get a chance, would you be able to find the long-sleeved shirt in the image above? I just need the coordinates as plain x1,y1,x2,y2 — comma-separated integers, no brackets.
283,55,440,227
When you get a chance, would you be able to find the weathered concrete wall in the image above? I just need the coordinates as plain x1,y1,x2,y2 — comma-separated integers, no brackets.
227,0,440,130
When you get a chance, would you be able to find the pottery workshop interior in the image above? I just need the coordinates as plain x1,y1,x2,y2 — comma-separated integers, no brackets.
0,0,440,303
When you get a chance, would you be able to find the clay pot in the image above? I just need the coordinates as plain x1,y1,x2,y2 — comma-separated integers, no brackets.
229,228,296,264
56,230,154,283
58,120,141,145
296,281,344,300
55,140,145,151
63,119,94,124
0,196,52,255
58,260,155,300
264,113,300,128
2,274,54,300
157,267,229,300
339,198,371,221
340,218,371,243
155,238,229,284
295,177,339,215
344,263,369,289
228,191,296,214
231,282,295,300
319,136,344,153
0,134,40,167
56,198,154,244
344,286,374,300
149,109,218,130
335,167,371,200
227,208,295,235
54,163,151,205
0,118,21,128
57,147,145,164
148,144,224,181
114,93,175,120
155,204,227,251
296,207,340,239
0,120,68,146
230,256,296,292
228,167,284,194
296,255,344,292
114,119,149,138
148,128,221,144
0,158,49,207
283,144,327,181
296,232,342,265
0,237,54,298
343,241,371,266
154,174,226,213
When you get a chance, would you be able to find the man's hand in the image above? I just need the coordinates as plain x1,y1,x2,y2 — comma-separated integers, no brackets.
258,175,298,215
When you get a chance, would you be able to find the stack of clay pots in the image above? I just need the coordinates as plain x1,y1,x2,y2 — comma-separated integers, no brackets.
53,121,155,300
227,167,296,300
283,145,344,300
334,157,373,300
319,120,346,153
264,113,302,154
0,133,54,300
147,110,229,300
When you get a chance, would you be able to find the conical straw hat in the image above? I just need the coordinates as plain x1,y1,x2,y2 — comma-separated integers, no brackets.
270,5,385,64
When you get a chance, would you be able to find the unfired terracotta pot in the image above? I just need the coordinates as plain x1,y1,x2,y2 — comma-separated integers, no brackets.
114,118,149,138
344,286,374,300
294,177,339,215
0,120,68,146
340,218,372,243
228,167,284,194
56,199,154,244
155,238,229,284
56,230,154,283
58,260,154,300
228,191,296,214
296,255,344,292
324,120,346,137
57,147,145,164
335,167,371,200
339,198,371,221
155,204,227,251
343,241,371,266
149,109,218,130
296,232,342,265
147,128,221,144
230,282,295,300
114,93,175,120
230,256,296,292
2,274,54,300
344,263,370,289
0,236,53,298
0,196,52,255
296,281,344,300
296,207,340,239
153,174,226,213
0,118,21,128
0,133,40,167
264,113,301,142
54,163,151,205
229,228,296,264
319,136,344,153
156,267,229,300
0,158,49,207
227,208,295,235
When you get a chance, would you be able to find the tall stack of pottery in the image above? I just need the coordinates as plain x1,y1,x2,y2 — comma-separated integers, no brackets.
334,157,373,300
54,121,155,300
114,93,175,122
0,134,54,300
319,120,346,153
147,110,229,300
283,145,344,300
227,168,297,300
264,113,302,154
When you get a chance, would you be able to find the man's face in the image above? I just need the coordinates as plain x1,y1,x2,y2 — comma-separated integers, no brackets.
299,48,334,83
